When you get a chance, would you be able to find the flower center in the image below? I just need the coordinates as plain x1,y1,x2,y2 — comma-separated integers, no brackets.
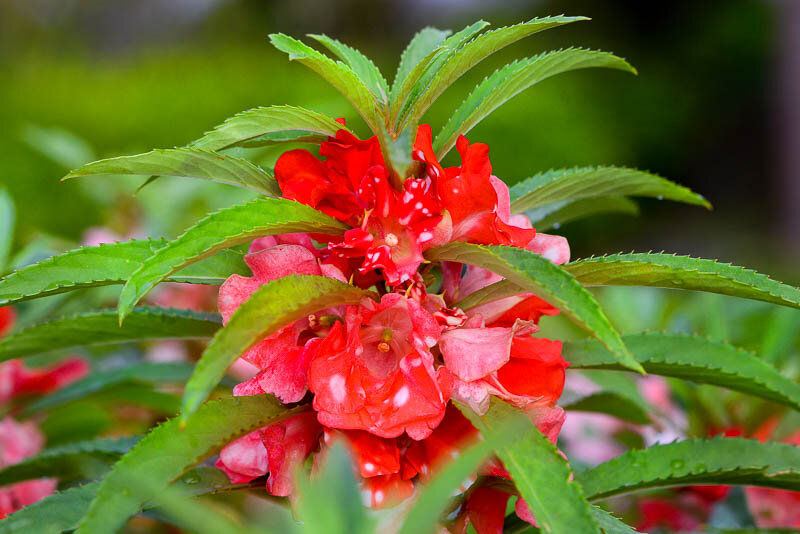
384,233,399,247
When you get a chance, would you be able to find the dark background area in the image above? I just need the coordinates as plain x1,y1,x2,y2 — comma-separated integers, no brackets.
1,0,795,280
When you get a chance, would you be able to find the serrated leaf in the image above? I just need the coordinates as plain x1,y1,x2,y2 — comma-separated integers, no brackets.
391,27,451,102
577,437,800,501
0,481,100,534
74,395,307,534
182,275,371,421
296,442,373,534
566,253,800,310
459,400,601,534
434,49,636,158
400,16,586,132
564,391,650,425
426,243,642,373
190,105,351,151
63,148,280,197
565,333,800,411
0,307,220,361
23,362,197,415
391,21,489,129
269,33,384,136
509,166,710,213
0,437,139,487
590,507,639,534
0,239,246,308
0,189,14,272
526,196,640,232
117,197,348,322
308,34,389,102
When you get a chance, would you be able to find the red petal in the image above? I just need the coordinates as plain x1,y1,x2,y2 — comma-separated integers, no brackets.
496,338,567,402
467,486,512,534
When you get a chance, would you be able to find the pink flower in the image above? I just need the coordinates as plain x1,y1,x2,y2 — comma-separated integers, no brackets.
215,411,321,497
0,418,55,519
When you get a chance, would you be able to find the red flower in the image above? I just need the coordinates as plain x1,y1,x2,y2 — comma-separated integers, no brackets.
0,307,14,338
217,236,347,403
308,293,451,440
0,417,55,520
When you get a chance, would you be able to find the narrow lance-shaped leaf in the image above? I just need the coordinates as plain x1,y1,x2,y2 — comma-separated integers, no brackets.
434,49,636,158
0,437,139,487
269,33,384,137
295,442,374,534
63,148,280,197
565,253,800,310
426,243,643,373
308,34,389,102
398,409,528,534
509,166,710,214
390,27,451,103
459,400,601,534
577,437,800,501
390,21,488,128
182,275,372,422
74,395,308,534
0,239,246,308
400,16,587,131
525,196,640,232
564,333,800,412
0,307,220,361
23,362,198,416
190,105,351,151
0,189,14,272
117,197,348,323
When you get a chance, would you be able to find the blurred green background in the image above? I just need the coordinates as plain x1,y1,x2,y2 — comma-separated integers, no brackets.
2,0,796,281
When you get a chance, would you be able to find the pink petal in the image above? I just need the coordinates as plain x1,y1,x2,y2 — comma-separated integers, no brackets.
216,430,268,484
244,244,321,282
439,326,513,382
526,233,570,265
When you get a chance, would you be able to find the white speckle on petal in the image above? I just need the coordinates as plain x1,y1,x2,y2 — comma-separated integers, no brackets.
329,374,346,403
364,462,375,473
393,386,410,407
374,490,384,504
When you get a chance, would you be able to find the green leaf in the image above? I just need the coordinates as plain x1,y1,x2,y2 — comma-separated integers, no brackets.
459,400,601,534
0,437,139,487
509,166,710,213
391,27,451,102
0,482,100,534
525,196,639,232
0,307,220,361
269,33,384,136
590,507,638,534
23,362,197,415
577,437,800,501
401,16,587,131
308,34,389,102
565,333,800,412
426,243,642,373
398,408,527,534
0,239,246,308
565,253,800,310
295,442,373,534
434,49,636,158
0,189,14,272
190,105,351,151
182,275,371,421
74,395,307,534
63,148,280,197
117,197,348,322
564,391,650,425
390,21,489,129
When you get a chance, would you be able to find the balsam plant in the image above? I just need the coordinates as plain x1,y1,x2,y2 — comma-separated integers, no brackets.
1,15,800,534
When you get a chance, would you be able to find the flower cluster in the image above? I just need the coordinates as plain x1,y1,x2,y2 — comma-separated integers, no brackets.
0,307,88,519
216,125,571,531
